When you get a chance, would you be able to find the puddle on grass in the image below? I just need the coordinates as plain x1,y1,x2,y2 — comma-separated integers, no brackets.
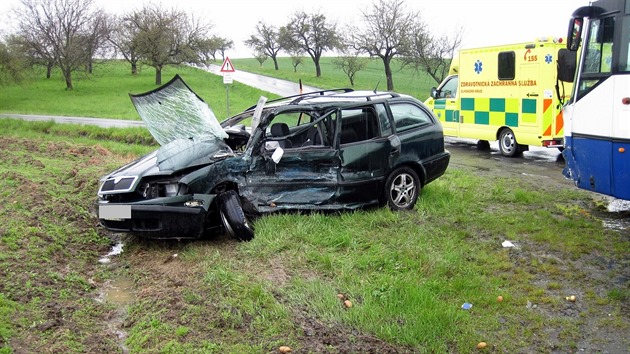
98,242,124,264
600,198,630,234
96,242,134,353
100,278,135,305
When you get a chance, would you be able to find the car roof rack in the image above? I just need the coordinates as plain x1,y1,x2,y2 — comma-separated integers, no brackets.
244,88,354,111
305,91,401,102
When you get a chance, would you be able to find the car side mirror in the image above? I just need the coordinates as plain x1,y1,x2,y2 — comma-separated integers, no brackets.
430,87,438,99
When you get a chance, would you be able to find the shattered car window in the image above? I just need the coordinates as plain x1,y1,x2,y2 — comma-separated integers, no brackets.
130,74,227,146
265,110,333,149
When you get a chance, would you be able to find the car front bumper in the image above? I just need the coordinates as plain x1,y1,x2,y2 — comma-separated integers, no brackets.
98,194,216,239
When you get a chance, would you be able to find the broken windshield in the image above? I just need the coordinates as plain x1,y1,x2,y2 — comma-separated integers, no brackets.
130,75,228,146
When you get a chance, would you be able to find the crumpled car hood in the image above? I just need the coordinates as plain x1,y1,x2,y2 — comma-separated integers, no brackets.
104,136,233,180
130,74,228,146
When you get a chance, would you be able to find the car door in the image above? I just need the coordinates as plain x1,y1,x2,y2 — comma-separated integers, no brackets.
244,110,341,209
336,104,394,205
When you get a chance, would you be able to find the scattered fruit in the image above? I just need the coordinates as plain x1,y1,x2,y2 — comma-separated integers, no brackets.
477,341,487,349
343,300,353,308
565,295,576,302
497,295,503,303
337,293,345,300
278,345,292,353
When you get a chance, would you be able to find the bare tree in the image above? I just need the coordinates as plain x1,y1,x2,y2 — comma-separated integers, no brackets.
83,10,111,74
216,37,234,61
281,11,342,77
402,27,463,84
332,54,368,86
245,21,283,70
0,35,31,85
108,15,142,75
254,51,267,66
129,5,214,85
289,50,304,73
2,32,54,79
351,0,421,91
14,0,106,90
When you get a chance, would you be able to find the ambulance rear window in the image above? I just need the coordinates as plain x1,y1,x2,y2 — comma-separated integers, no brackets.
498,51,515,80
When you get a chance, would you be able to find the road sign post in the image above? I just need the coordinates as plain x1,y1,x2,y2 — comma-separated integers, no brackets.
220,57,236,117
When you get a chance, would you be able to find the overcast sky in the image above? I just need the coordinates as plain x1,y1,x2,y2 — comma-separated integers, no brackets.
0,0,588,58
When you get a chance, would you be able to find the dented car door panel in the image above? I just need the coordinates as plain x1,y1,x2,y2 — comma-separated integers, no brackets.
245,147,340,210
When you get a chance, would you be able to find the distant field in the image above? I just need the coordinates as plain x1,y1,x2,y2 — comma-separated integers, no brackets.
0,57,438,121
0,61,276,120
231,57,438,99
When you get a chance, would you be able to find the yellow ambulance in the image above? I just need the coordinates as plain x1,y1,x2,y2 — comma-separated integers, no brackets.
425,37,576,157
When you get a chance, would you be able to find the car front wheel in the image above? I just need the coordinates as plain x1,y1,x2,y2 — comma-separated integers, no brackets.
384,167,420,211
219,190,254,241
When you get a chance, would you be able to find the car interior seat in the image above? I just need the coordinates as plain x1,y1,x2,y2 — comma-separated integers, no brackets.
270,122,292,148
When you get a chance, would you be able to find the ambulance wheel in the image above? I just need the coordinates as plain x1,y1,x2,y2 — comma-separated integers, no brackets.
498,128,522,157
384,166,420,211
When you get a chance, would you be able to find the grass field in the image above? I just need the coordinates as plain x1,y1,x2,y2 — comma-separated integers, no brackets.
0,60,277,120
0,60,629,353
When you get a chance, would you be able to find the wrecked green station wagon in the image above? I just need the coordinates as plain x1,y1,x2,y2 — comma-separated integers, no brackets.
98,75,450,241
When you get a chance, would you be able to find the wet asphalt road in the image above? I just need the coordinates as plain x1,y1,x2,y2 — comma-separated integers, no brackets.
205,64,322,96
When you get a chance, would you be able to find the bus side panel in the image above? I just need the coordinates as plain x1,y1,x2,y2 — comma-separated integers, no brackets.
612,140,630,200
563,135,613,196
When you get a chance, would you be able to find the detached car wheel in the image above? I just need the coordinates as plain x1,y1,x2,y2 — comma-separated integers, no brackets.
219,190,255,241
384,167,420,211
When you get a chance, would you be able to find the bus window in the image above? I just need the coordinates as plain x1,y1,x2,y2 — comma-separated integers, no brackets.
621,16,630,72
583,17,615,74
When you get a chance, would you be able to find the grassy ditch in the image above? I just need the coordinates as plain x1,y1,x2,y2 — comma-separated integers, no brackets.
0,120,628,353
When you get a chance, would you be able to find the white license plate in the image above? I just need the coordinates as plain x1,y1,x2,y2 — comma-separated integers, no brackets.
99,205,131,220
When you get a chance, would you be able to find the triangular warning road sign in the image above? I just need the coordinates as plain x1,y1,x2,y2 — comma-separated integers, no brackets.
220,57,235,73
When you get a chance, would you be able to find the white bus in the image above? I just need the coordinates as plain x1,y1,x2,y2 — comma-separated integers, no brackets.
562,0,630,200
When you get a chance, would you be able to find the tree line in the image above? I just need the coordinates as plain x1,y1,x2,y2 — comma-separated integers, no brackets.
0,0,461,91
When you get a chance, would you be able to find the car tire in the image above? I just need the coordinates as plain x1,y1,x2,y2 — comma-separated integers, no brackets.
498,128,522,157
384,167,420,211
219,190,254,241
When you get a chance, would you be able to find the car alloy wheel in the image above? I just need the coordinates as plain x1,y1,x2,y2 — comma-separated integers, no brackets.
385,167,420,211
